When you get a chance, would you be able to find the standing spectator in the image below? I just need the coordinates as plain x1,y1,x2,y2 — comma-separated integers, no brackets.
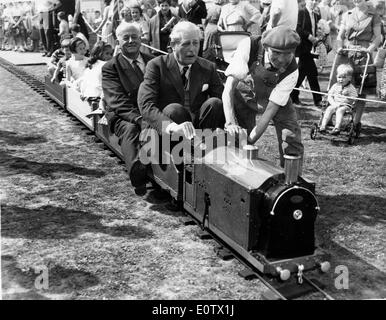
71,23,90,52
57,11,70,42
149,0,179,54
318,0,333,22
259,0,272,34
93,10,102,28
178,0,207,55
267,0,298,31
178,0,207,26
94,0,115,49
217,0,261,35
129,3,150,42
120,6,132,23
290,0,323,107
202,0,223,59
73,0,89,40
335,0,382,130
329,0,348,51
0,5,4,51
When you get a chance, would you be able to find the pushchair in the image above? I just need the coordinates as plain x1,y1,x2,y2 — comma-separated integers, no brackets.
310,48,373,145
206,31,250,72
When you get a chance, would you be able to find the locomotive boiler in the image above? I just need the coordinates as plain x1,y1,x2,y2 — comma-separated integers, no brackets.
152,137,330,281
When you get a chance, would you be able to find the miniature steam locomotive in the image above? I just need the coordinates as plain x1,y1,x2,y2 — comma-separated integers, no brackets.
45,78,330,281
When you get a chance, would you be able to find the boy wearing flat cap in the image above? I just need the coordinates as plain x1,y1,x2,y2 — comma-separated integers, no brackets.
222,25,304,168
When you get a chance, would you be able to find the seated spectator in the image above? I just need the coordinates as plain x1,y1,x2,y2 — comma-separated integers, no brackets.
149,0,179,54
66,37,88,85
50,39,72,83
319,64,358,135
79,41,113,105
217,0,261,35
102,23,154,195
70,23,89,52
48,38,71,77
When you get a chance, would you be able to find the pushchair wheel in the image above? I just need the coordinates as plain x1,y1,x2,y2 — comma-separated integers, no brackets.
310,124,318,140
354,122,361,138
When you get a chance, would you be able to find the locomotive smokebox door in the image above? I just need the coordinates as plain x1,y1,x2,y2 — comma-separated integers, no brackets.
259,186,319,259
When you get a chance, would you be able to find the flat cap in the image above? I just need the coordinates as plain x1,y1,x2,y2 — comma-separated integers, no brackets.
262,26,300,53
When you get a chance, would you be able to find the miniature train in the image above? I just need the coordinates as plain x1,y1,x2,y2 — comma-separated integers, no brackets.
45,78,331,282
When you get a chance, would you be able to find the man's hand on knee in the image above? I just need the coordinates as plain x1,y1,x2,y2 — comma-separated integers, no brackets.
170,121,196,140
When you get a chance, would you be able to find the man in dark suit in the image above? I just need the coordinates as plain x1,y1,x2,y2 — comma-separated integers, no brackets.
138,20,225,140
102,23,154,195
290,0,322,106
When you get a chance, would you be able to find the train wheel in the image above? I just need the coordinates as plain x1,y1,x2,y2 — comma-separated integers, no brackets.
310,124,318,140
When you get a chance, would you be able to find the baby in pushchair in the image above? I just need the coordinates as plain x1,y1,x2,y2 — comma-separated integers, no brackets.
319,64,358,135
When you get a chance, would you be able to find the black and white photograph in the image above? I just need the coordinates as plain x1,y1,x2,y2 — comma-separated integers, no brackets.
0,0,385,305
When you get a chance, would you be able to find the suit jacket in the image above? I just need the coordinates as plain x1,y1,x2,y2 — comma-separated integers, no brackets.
138,54,224,134
148,11,179,52
102,52,154,127
295,8,320,57
178,1,207,25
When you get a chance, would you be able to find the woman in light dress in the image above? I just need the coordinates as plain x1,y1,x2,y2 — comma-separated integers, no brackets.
94,0,115,49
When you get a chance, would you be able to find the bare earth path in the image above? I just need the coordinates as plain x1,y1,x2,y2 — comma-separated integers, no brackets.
1,64,385,300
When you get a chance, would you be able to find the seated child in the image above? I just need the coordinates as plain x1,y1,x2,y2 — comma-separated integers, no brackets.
320,64,358,135
66,37,88,86
79,41,113,110
50,39,72,82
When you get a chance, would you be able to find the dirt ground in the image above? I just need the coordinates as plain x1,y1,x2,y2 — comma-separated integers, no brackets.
1,63,385,300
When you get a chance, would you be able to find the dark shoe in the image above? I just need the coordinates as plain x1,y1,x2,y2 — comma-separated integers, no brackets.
330,128,340,135
134,185,147,196
130,161,149,188
319,128,327,134
152,188,170,201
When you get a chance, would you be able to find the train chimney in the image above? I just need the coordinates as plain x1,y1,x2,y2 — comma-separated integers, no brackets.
284,155,301,185
243,145,259,160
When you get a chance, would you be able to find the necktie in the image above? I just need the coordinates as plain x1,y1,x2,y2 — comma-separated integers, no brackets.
132,59,144,81
181,66,189,89
181,66,190,108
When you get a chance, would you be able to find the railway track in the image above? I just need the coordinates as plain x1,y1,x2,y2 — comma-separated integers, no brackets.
0,57,336,300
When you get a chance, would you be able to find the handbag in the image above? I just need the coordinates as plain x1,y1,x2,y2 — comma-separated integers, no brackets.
374,39,386,69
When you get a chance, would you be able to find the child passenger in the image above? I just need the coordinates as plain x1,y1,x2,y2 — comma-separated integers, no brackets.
79,41,113,109
320,64,358,135
66,37,88,85
50,39,72,84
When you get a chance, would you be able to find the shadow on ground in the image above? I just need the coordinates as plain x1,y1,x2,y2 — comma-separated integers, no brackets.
0,130,47,146
315,194,386,299
2,255,99,299
1,205,154,240
0,151,106,178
